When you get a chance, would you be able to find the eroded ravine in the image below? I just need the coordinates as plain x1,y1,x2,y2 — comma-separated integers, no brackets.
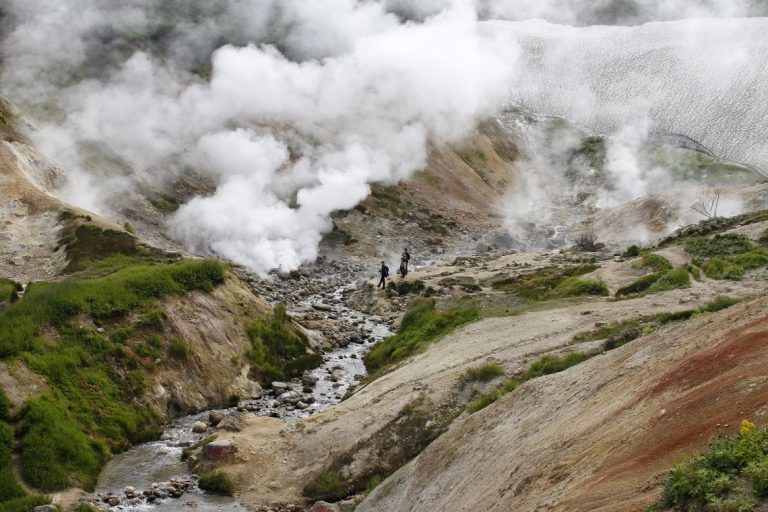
85,266,393,511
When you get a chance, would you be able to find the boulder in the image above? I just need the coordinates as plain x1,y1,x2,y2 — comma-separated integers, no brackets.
208,410,225,426
217,412,243,432
302,374,319,387
192,421,208,433
204,439,238,459
271,382,289,395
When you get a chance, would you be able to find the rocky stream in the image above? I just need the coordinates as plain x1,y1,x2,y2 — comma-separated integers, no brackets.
83,259,396,512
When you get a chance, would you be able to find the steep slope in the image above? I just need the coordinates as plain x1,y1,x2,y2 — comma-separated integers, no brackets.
358,295,768,512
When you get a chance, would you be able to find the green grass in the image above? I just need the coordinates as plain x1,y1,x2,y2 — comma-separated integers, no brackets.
468,350,600,413
303,471,349,502
363,298,480,377
198,470,234,495
616,267,691,297
638,253,673,272
0,259,225,492
0,496,52,512
491,264,600,301
246,303,322,384
0,259,226,357
551,277,608,298
168,338,189,360
649,421,768,511
685,233,755,258
697,248,768,281
0,280,20,304
459,363,504,387
701,296,741,313
61,224,159,274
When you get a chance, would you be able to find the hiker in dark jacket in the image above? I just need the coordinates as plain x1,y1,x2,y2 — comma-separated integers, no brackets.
378,261,389,288
401,248,411,273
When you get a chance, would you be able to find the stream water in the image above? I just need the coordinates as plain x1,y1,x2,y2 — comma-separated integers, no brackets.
89,281,391,511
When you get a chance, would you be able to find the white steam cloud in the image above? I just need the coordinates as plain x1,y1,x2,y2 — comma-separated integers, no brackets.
1,1,517,272
2,0,767,269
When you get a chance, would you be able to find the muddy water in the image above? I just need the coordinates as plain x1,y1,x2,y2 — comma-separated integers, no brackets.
91,283,392,511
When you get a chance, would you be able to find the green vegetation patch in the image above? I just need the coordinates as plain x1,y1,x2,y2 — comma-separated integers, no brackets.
0,406,50,508
198,470,234,496
0,259,225,492
303,471,349,502
685,233,755,258
637,253,673,272
616,267,691,297
364,298,480,377
648,420,768,511
468,350,600,413
246,303,322,385
459,362,504,388
491,264,601,300
0,259,226,356
0,280,20,304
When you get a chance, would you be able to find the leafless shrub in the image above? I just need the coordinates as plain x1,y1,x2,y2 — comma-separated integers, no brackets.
691,188,721,220
575,229,600,252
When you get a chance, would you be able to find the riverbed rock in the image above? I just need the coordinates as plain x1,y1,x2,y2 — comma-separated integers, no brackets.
124,485,137,497
312,302,334,312
302,374,319,387
271,382,289,395
192,421,208,433
296,401,309,410
217,412,243,432
204,439,238,459
209,410,225,426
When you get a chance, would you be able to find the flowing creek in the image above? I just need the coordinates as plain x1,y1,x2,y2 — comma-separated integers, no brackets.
89,278,392,511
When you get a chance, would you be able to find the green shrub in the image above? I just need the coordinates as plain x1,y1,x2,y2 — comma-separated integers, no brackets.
651,421,768,511
460,363,504,387
303,472,349,501
123,222,135,235
616,267,690,297
491,264,598,300
623,245,641,257
685,233,755,258
647,268,691,293
198,470,234,495
364,298,480,375
168,338,188,360
0,389,11,422
551,277,608,298
702,297,740,313
638,253,672,271
246,303,322,384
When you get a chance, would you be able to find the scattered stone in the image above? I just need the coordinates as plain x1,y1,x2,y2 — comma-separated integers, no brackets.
209,410,225,426
204,439,238,459
296,401,309,410
272,382,289,395
302,375,319,387
192,421,208,433
312,302,334,312
594,321,608,328
218,412,243,432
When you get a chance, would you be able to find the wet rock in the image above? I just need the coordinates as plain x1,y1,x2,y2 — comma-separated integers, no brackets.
272,382,289,395
204,439,238,459
124,485,137,497
209,410,225,426
192,421,208,433
312,302,334,312
302,374,319,387
296,401,309,410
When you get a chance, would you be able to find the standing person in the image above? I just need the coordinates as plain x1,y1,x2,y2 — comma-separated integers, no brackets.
378,261,389,289
402,248,411,272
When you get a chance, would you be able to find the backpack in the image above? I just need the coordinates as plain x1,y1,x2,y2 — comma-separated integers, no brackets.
382,265,389,277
